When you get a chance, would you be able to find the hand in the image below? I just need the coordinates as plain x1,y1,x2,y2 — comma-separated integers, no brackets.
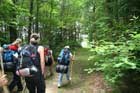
0,75,8,87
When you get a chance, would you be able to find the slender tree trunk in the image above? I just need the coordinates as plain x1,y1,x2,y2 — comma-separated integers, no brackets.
9,0,17,43
9,25,17,43
60,0,66,41
35,0,39,33
49,0,53,32
48,0,54,45
28,0,34,42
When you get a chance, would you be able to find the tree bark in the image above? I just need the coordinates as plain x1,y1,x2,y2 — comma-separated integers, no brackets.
28,0,34,43
35,0,39,33
9,0,18,43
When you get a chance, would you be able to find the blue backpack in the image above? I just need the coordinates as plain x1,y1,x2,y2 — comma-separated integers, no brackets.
3,49,15,62
2,48,16,72
58,49,70,65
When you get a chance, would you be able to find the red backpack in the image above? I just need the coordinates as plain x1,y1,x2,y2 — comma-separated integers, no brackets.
44,48,49,56
44,48,53,66
8,44,18,51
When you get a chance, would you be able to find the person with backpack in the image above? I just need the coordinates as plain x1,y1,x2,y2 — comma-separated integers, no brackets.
7,38,23,92
57,46,73,88
44,46,55,77
21,33,45,93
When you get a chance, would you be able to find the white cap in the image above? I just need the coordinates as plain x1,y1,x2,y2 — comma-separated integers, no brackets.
64,46,70,49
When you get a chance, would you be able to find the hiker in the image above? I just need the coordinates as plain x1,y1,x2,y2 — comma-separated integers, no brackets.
0,74,8,87
44,46,55,77
57,46,73,88
24,33,45,93
7,38,23,92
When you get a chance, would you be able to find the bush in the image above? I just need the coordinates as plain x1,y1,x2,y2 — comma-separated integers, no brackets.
85,37,140,85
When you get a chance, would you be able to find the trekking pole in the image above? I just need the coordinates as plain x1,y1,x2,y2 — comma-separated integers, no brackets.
0,48,10,93
70,51,75,81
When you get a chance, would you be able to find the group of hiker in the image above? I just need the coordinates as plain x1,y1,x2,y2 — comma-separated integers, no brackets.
0,33,74,93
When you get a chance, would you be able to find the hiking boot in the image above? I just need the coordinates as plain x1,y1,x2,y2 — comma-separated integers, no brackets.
67,77,72,84
69,77,72,81
57,84,61,88
68,77,72,81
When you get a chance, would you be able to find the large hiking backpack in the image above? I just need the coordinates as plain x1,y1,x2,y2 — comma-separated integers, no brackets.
44,48,53,66
3,49,15,62
16,45,39,77
56,49,70,73
58,49,70,65
2,44,16,72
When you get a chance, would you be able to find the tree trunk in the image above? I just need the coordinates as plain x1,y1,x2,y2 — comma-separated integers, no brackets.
9,24,17,43
9,0,18,43
28,0,34,43
35,0,39,33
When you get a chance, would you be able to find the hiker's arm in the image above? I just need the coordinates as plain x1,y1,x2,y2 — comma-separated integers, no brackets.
38,46,45,75
0,75,8,87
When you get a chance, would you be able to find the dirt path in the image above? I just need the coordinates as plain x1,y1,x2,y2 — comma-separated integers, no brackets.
45,48,112,93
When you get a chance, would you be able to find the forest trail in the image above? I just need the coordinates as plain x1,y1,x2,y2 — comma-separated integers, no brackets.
1,48,112,93
44,48,112,93
0,48,111,93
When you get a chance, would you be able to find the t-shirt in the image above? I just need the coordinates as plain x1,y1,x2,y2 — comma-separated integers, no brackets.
8,45,18,51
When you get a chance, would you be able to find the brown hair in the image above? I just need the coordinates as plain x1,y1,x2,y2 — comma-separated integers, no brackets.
30,33,40,44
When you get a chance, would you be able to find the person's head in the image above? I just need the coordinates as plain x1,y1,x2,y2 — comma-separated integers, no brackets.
30,33,40,45
2,44,9,49
12,38,22,46
64,45,70,52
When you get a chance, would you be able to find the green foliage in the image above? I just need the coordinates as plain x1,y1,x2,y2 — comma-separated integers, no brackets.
0,32,9,45
83,1,140,91
85,25,140,84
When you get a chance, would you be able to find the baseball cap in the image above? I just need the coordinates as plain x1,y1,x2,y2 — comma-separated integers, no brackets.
64,46,70,49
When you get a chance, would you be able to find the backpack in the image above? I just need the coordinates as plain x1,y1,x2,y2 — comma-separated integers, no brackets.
3,49,15,62
19,45,40,68
17,45,39,77
2,45,16,72
44,48,53,66
57,49,70,65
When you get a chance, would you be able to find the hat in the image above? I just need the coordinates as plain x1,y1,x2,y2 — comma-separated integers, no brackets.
3,44,9,49
64,46,70,49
